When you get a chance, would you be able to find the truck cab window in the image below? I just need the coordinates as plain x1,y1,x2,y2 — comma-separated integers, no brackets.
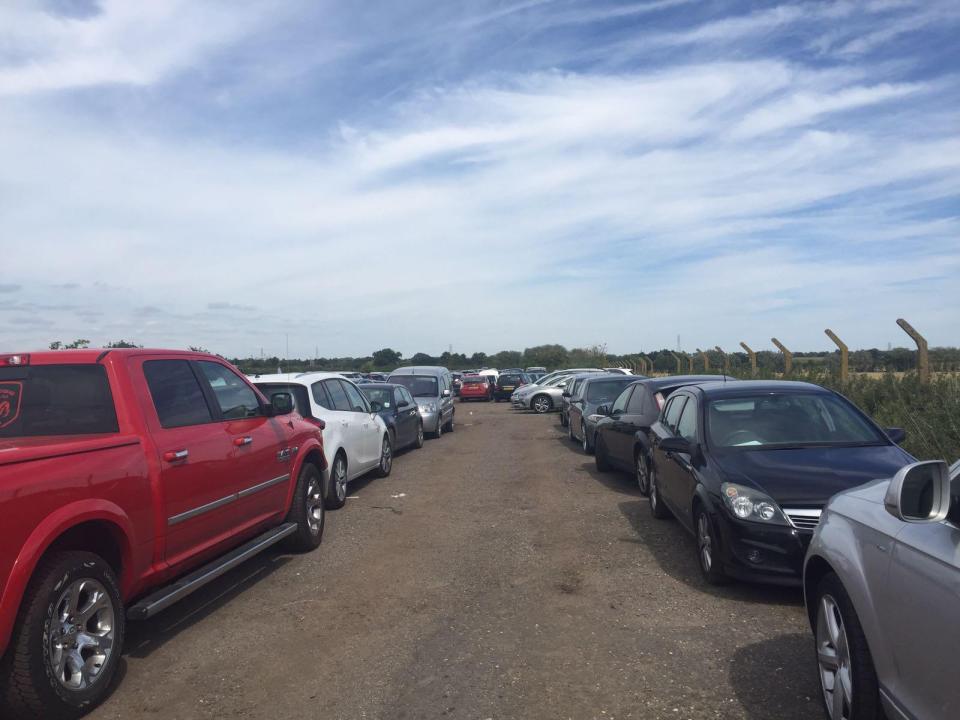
197,361,261,419
144,360,213,428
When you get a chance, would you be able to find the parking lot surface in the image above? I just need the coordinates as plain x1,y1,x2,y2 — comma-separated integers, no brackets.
89,401,821,720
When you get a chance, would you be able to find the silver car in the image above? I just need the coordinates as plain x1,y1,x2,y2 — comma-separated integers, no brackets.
386,366,455,437
803,459,960,720
511,369,603,411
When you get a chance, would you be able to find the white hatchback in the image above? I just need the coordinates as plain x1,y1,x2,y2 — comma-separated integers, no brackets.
251,372,392,509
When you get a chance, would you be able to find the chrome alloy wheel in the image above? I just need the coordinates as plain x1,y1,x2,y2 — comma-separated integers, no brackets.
533,396,550,414
636,454,649,494
306,473,324,534
697,512,713,572
380,437,392,474
817,594,854,720
581,425,589,453
417,423,424,445
334,456,348,502
650,469,660,510
48,579,116,692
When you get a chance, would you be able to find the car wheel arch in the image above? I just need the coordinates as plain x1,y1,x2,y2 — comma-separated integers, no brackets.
804,555,836,628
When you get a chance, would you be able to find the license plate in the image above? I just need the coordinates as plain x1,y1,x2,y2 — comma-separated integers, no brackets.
502,386,514,391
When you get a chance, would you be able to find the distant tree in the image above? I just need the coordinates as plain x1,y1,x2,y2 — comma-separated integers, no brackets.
522,344,568,370
104,339,141,348
410,352,436,365
491,350,522,368
372,348,402,367
188,345,210,353
48,341,62,350
469,352,488,367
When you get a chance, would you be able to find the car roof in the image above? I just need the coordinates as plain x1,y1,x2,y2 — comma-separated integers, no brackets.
249,371,355,386
15,348,220,365
629,374,737,391
388,366,450,376
685,379,827,397
581,373,637,383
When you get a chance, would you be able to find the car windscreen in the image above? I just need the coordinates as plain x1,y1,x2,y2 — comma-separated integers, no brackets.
255,383,311,417
389,375,439,397
359,386,393,408
585,379,634,403
706,393,885,449
0,364,118,438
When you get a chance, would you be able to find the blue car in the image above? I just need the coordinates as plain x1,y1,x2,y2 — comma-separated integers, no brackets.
357,383,425,452
647,381,912,586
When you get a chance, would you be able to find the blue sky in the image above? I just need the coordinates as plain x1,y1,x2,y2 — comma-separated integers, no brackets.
0,0,958,358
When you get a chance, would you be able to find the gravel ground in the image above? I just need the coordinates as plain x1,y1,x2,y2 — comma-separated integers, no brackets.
89,400,823,720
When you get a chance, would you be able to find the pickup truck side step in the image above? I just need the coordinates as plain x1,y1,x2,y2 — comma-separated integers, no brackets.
127,523,298,620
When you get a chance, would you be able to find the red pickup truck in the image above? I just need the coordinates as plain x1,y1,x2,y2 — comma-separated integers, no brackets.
0,349,327,719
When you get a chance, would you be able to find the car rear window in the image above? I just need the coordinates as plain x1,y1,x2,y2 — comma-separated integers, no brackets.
499,375,521,385
586,379,634,403
0,364,119,438
463,377,487,384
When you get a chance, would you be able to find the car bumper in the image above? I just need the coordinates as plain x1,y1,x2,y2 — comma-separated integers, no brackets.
419,409,441,431
713,510,811,586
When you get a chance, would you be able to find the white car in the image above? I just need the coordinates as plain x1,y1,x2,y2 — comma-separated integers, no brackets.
251,372,392,509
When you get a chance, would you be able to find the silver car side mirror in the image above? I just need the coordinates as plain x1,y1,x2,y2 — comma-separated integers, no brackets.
884,460,951,522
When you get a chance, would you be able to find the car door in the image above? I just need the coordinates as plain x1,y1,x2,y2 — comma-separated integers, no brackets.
196,360,296,531
604,386,633,461
883,471,960,719
651,394,688,515
341,379,380,466
137,358,242,567
668,395,700,527
395,387,416,446
323,379,365,476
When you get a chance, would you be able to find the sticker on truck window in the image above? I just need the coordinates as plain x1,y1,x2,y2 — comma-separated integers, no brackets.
0,381,23,429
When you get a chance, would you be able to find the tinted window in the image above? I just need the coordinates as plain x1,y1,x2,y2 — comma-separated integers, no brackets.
198,361,261,419
341,381,368,412
626,386,646,414
311,381,332,409
255,383,311,418
144,360,213,428
324,379,352,411
611,387,631,414
676,397,698,442
586,379,635,403
360,386,392,409
499,374,522,386
663,396,687,432
390,375,439,398
0,365,118,437
463,377,487,385
706,393,885,448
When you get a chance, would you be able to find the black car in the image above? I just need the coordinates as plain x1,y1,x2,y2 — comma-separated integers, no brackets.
593,375,732,494
357,383,425,451
494,372,529,402
644,380,912,586
568,374,640,454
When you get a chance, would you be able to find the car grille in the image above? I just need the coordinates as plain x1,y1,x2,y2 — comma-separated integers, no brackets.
783,509,822,531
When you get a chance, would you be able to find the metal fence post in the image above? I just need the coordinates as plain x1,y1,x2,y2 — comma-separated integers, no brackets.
896,318,930,383
696,348,710,372
771,338,792,376
740,342,757,376
714,346,730,375
670,352,682,374
824,329,848,382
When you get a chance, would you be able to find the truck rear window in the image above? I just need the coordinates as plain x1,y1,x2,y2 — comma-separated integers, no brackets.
0,365,118,438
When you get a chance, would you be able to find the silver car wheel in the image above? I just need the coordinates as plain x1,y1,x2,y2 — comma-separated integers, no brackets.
650,469,659,510
533,396,550,414
581,426,589,452
817,594,854,720
48,579,116,692
306,474,324,535
380,437,392,474
334,457,348,502
697,512,713,572
636,454,649,494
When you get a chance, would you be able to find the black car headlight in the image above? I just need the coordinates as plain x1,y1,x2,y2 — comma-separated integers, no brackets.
720,483,789,525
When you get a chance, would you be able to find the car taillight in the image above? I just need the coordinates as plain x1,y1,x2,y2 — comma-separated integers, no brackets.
0,354,29,366
306,417,326,430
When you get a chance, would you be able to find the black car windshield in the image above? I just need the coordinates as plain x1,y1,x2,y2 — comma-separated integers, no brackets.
390,375,439,397
586,379,634,403
706,393,885,449
360,387,393,408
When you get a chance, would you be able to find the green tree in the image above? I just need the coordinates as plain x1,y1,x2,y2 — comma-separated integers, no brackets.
410,352,435,365
104,339,141,348
372,348,402,367
522,344,568,370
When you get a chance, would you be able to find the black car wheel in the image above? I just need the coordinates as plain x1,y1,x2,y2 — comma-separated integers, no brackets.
635,451,651,496
560,412,568,427
814,573,880,720
414,421,424,449
568,419,575,441
694,506,729,585
649,465,671,519
581,423,593,455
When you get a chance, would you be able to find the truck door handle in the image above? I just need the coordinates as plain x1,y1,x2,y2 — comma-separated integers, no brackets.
234,436,253,447
163,449,189,462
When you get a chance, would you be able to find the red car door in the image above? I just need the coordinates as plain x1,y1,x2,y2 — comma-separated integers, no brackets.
195,360,297,531
137,358,244,567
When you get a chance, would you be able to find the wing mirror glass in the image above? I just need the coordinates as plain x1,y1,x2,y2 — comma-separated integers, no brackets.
885,427,906,444
595,404,609,416
884,460,950,522
268,392,294,416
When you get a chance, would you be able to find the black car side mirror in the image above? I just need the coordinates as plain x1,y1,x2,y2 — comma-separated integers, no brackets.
268,392,294,416
369,400,382,413
595,404,610,416
659,436,691,454
562,391,571,398
397,399,409,408
885,427,906,444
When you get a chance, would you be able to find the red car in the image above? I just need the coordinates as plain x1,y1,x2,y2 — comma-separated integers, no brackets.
458,375,491,401
0,349,326,718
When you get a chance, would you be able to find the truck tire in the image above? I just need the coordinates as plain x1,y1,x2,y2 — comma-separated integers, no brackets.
283,463,325,552
0,551,124,720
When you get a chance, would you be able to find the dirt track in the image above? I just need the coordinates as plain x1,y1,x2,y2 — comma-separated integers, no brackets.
90,400,821,720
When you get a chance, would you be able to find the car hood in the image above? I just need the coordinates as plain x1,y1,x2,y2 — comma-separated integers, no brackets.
712,444,912,506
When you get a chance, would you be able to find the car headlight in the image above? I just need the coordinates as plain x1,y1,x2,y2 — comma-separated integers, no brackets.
418,403,437,413
720,483,788,525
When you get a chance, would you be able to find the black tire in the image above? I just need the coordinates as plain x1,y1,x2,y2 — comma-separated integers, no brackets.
374,435,393,478
0,551,125,720
445,412,455,432
532,394,552,414
649,464,672,519
414,420,425,449
581,422,593,455
568,419,576,441
324,451,348,509
635,450,651,496
560,412,568,427
283,463,325,552
814,573,880,720
694,505,729,585
594,436,611,472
